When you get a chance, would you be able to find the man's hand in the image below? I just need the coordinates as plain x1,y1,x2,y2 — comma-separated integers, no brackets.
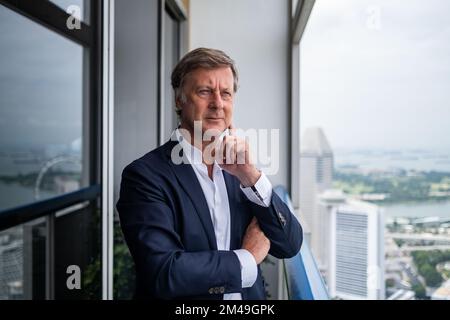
218,124,261,187
242,217,270,264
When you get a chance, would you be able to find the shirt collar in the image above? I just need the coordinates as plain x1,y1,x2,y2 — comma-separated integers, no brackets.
173,128,228,169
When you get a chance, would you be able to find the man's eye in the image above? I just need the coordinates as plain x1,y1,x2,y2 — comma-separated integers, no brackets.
222,92,232,98
199,90,210,95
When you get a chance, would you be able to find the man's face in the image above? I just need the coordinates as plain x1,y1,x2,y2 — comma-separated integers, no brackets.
178,67,234,136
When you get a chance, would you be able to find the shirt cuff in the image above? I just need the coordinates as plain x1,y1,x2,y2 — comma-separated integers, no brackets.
240,171,273,207
233,249,258,288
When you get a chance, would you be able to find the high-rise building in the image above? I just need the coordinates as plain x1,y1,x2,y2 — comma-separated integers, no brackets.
299,127,334,270
299,128,384,300
329,199,385,300
316,189,347,281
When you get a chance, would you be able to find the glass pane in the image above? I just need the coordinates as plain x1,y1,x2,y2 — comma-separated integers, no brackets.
54,203,101,299
48,0,90,24
300,0,450,300
0,203,101,300
0,218,47,300
0,5,88,212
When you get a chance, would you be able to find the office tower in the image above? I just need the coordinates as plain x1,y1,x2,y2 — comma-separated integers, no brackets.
299,127,333,270
329,199,385,300
316,189,347,281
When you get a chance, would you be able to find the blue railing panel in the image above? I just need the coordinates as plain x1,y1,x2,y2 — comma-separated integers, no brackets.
274,185,330,300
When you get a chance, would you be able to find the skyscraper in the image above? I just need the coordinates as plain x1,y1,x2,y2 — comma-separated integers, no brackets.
316,189,347,281
299,127,333,271
329,199,385,300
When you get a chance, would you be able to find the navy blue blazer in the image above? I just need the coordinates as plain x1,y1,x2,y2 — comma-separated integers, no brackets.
116,139,303,300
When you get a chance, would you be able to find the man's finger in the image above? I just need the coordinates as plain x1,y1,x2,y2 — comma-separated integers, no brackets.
223,136,236,164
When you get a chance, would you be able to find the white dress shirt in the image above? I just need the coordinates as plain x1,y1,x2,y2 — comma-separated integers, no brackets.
174,129,273,300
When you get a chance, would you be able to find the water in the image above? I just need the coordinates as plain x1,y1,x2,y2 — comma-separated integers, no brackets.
0,154,41,176
0,148,81,212
336,149,450,220
0,182,56,212
383,201,450,219
335,150,450,172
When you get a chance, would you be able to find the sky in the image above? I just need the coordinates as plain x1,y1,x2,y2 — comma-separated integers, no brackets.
300,0,450,151
1,1,449,153
0,5,83,149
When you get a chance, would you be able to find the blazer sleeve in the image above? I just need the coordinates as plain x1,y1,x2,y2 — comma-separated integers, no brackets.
116,161,242,299
246,190,303,259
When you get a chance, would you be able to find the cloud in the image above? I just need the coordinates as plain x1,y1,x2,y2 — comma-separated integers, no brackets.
300,0,450,150
0,6,83,148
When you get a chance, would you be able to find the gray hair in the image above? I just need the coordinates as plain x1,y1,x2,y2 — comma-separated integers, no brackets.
171,47,239,117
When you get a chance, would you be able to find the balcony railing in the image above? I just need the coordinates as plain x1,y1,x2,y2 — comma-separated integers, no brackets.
274,186,330,300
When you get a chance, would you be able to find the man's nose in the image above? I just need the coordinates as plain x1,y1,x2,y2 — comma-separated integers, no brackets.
209,90,224,109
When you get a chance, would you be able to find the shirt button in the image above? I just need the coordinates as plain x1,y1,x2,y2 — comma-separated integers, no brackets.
214,287,220,294
208,288,214,294
219,287,225,294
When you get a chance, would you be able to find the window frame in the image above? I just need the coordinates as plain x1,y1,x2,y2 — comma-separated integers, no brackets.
0,0,103,299
282,0,316,301
157,0,188,146
290,0,315,210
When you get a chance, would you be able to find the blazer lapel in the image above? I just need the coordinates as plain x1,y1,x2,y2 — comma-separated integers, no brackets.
164,141,218,250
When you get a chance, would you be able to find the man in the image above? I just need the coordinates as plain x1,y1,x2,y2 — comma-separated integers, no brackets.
116,48,302,300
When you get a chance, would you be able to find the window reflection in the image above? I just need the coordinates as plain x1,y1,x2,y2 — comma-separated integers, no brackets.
0,5,88,212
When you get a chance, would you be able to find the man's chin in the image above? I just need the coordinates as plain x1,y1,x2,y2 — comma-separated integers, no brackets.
203,122,226,135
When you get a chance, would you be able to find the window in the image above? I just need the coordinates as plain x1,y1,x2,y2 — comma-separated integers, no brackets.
0,219,46,300
0,5,86,211
0,0,102,300
300,0,450,300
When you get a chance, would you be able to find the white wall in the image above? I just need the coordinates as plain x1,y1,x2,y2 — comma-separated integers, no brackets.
189,0,290,188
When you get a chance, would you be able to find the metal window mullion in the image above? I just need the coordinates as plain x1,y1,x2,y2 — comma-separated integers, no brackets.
166,0,187,21
101,0,114,301
45,213,55,300
157,0,165,146
291,0,315,44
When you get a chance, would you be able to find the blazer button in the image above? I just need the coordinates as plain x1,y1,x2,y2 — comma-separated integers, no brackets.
214,287,220,294
219,287,225,294
208,288,214,294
